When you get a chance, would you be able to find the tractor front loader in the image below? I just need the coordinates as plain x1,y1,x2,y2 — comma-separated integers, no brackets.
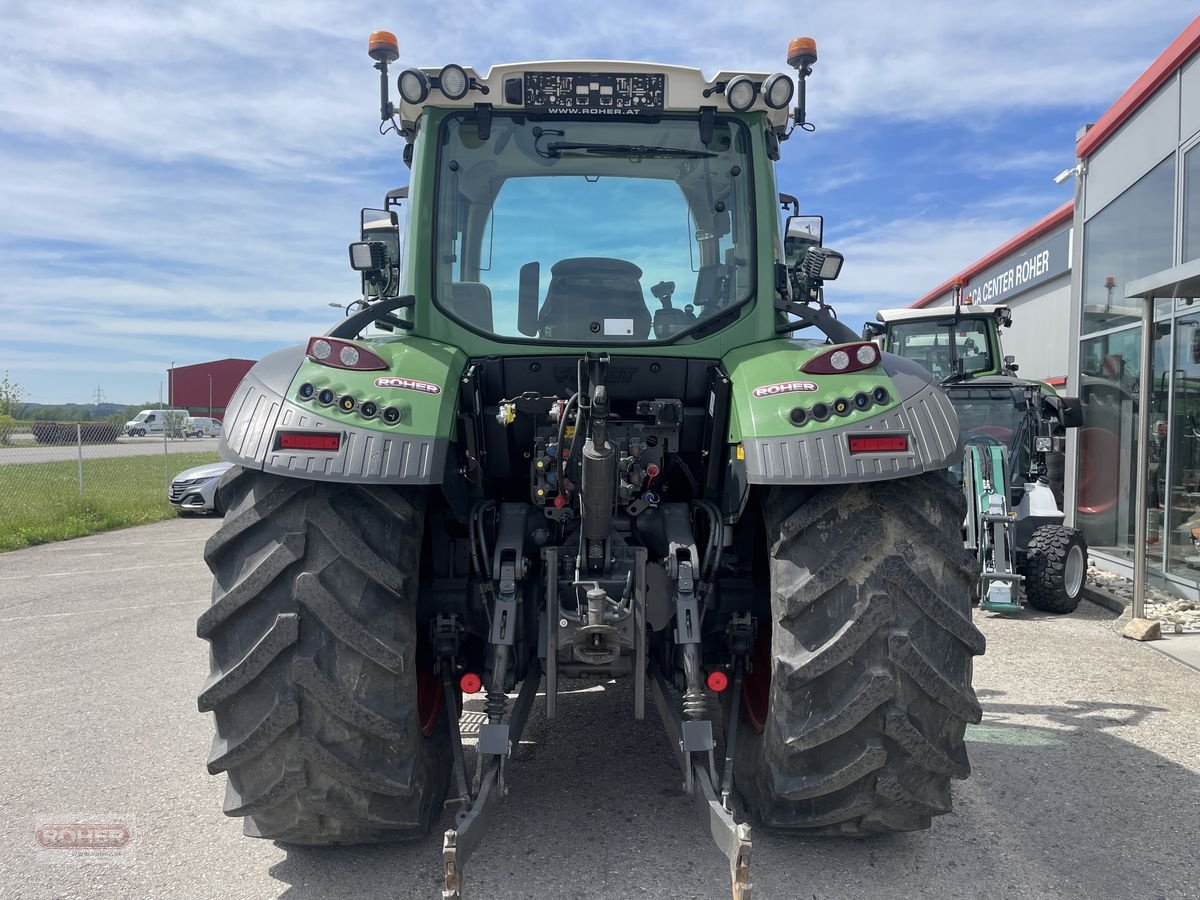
197,32,983,899
867,303,1088,613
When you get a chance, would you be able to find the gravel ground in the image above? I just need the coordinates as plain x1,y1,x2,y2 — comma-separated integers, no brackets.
1,518,1198,900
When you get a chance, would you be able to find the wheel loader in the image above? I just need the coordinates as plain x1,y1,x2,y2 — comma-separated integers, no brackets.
866,302,1087,613
197,32,983,899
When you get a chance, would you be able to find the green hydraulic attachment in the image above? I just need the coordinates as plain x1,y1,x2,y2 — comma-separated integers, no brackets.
963,444,1022,613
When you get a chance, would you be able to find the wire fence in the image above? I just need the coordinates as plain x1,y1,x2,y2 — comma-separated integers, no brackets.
0,422,224,551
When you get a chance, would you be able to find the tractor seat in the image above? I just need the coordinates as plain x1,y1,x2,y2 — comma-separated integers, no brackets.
444,282,494,332
538,257,650,340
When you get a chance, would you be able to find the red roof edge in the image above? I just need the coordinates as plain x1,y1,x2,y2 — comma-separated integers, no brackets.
1076,15,1200,159
909,201,1074,308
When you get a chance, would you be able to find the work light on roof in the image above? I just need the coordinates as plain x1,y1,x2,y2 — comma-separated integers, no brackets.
398,68,430,104
762,73,794,109
725,76,757,112
438,64,470,100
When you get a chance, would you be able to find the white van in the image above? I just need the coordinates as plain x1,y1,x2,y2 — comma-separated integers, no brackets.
124,409,190,437
183,416,223,438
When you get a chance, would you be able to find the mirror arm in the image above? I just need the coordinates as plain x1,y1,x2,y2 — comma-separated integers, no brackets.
774,298,858,343
327,295,415,338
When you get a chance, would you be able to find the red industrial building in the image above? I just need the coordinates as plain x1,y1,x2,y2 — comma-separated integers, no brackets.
168,359,255,419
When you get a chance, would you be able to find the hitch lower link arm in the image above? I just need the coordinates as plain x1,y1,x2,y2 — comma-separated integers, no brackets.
441,662,542,900
649,664,753,900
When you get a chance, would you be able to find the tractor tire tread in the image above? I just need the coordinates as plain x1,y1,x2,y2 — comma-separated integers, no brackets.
1022,525,1086,614
736,472,983,835
198,467,448,844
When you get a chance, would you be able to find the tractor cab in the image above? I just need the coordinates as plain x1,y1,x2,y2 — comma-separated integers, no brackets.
866,304,1014,381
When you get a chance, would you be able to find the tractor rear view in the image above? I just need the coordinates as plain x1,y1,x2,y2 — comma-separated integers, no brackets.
867,303,1088,614
197,32,983,899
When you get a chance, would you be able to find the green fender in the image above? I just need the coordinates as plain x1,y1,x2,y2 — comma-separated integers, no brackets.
219,335,466,484
721,339,962,485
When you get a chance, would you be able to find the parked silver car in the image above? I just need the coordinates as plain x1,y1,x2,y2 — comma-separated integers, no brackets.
169,461,234,514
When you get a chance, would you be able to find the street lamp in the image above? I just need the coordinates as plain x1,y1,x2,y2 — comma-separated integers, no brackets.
208,374,213,421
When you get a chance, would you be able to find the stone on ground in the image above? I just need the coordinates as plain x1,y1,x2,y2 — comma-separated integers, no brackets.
1122,617,1163,641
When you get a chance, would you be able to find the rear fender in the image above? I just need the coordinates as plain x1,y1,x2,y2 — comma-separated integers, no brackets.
219,338,466,483
723,341,961,485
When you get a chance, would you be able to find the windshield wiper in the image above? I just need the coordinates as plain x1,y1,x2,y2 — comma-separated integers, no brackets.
545,141,716,159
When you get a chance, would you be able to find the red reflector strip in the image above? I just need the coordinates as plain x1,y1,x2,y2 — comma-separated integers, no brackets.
277,431,341,451
848,435,908,453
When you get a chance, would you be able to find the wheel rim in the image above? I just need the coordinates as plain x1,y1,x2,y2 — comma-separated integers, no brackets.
1065,544,1085,598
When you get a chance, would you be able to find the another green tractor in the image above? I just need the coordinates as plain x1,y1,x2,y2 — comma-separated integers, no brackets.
197,32,982,899
866,303,1087,614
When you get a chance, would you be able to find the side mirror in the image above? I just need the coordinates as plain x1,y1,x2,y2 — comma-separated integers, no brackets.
361,207,398,235
357,207,402,297
784,214,823,267
384,186,407,212
861,321,885,340
517,262,540,336
1042,394,1083,429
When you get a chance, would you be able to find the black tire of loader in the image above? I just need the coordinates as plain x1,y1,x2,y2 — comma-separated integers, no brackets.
1022,524,1087,614
197,466,450,844
734,473,986,834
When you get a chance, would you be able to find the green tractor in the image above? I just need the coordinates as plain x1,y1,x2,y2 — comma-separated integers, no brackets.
866,303,1087,614
197,32,983,899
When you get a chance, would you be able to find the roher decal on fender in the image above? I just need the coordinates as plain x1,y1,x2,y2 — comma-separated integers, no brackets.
752,380,818,398
374,376,443,394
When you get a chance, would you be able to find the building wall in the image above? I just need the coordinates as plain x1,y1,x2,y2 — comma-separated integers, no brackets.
1065,26,1200,593
915,221,1073,381
169,359,255,416
920,273,1071,382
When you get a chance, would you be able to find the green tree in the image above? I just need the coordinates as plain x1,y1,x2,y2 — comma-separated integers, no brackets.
0,371,23,417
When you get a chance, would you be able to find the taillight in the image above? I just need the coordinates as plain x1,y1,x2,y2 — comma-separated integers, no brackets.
801,342,880,374
848,435,908,453
276,431,341,451
306,337,388,371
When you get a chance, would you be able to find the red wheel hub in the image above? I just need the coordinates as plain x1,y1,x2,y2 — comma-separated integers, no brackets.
741,620,772,734
416,668,444,737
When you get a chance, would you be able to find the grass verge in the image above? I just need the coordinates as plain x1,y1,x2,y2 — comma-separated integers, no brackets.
0,451,221,552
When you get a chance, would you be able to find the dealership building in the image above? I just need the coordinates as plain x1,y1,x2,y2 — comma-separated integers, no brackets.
912,15,1200,598
167,358,255,419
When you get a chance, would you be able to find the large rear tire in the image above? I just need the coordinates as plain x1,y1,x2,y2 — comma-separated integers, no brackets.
735,473,985,834
197,467,449,844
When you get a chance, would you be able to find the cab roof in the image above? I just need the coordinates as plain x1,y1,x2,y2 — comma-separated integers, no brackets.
875,304,1011,324
396,60,792,130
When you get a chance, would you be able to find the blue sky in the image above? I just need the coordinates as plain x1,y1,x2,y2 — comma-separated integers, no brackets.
0,1,1195,404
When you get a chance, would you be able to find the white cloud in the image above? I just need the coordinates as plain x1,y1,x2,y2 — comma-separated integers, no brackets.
1,0,1196,402
827,212,1044,321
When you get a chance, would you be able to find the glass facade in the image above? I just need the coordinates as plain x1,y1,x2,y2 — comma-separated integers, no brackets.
1186,143,1200,263
1078,326,1148,560
1081,156,1176,335
1165,306,1200,579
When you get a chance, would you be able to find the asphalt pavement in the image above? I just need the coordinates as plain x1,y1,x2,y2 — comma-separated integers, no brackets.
1,518,1198,899
0,437,219,466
